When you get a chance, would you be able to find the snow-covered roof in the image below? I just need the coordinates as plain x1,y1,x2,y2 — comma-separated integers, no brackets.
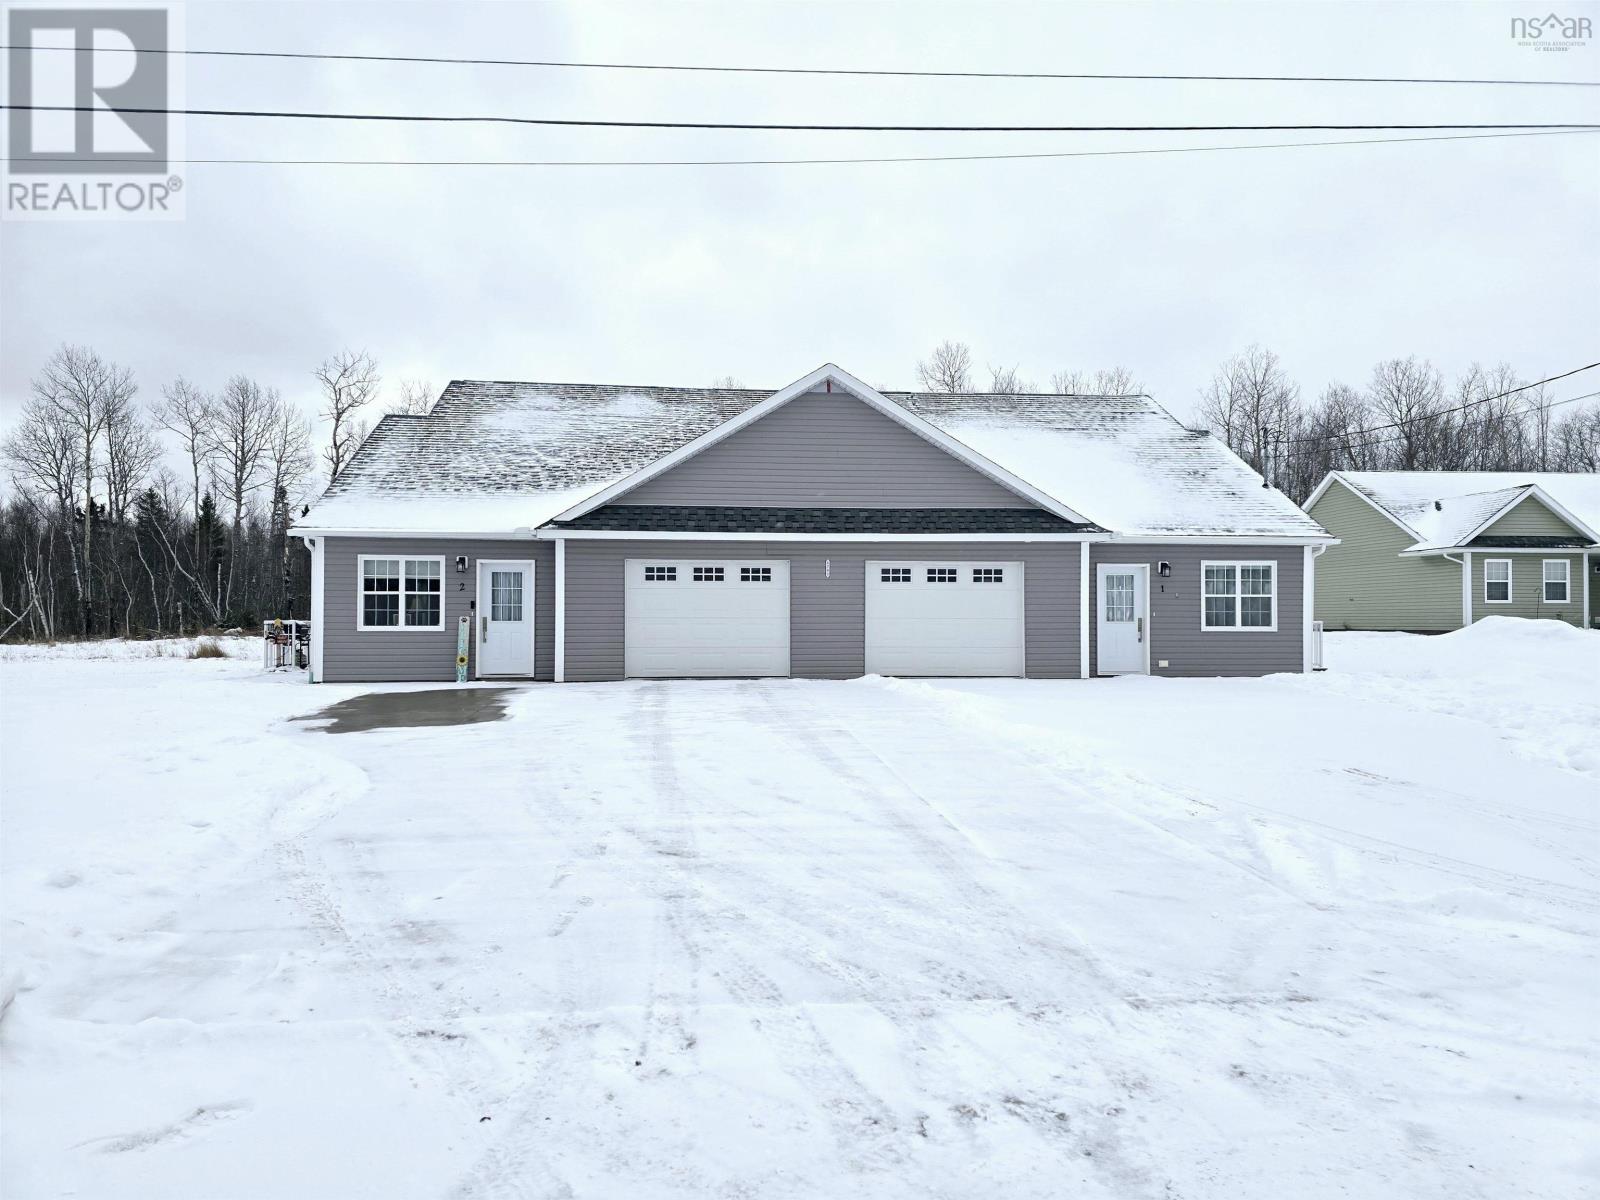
297,371,1330,539
1327,471,1600,552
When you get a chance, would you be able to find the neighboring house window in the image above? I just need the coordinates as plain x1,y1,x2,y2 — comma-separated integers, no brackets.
927,568,958,583
1542,559,1570,603
880,567,912,583
359,556,443,629
972,568,1004,583
1484,559,1512,604
692,566,725,582
1201,561,1276,630
740,567,772,583
644,566,676,582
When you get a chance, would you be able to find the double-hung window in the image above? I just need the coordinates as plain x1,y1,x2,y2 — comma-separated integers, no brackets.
359,556,444,629
1484,559,1512,604
1202,561,1276,630
1542,559,1570,604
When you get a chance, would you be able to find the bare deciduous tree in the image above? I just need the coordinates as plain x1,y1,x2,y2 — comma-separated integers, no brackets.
212,376,276,531
1198,346,1300,479
316,349,381,480
1366,356,1444,470
390,377,436,416
709,374,744,389
916,341,973,393
1051,367,1142,395
987,364,1031,393
154,377,215,524
32,344,135,632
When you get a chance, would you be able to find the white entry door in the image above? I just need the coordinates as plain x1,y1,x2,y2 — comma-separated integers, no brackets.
865,561,1025,677
1096,563,1148,675
624,559,790,678
477,560,535,677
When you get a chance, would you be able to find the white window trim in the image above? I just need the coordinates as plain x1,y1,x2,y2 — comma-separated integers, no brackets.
1541,558,1571,605
356,554,447,631
1200,559,1278,632
1483,558,1513,605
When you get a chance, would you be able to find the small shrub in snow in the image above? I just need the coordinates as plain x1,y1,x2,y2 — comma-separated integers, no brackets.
188,639,228,660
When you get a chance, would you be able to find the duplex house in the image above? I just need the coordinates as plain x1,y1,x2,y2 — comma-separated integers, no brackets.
1306,470,1600,632
294,364,1333,683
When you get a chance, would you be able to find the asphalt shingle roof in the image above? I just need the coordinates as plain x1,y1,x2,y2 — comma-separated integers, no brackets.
558,505,1095,534
298,375,1329,539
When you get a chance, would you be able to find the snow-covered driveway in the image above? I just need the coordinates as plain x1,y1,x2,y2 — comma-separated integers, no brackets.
2,622,1597,1200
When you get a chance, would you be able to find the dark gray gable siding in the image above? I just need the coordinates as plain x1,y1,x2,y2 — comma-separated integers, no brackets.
1089,543,1305,677
322,537,554,682
619,389,1036,509
563,538,1082,681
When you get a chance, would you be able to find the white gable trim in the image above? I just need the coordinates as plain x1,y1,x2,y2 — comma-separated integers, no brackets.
1304,472,1423,540
549,364,1092,525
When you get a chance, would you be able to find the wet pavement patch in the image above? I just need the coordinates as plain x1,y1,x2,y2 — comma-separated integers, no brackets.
294,688,517,734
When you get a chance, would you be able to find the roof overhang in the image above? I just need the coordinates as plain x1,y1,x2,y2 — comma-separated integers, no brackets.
548,363,1093,526
293,527,538,540
538,529,1107,543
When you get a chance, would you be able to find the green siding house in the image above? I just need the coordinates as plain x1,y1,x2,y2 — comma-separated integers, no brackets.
1306,472,1600,632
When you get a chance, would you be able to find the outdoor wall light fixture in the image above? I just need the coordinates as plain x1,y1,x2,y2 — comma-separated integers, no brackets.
455,555,468,574
1158,561,1171,577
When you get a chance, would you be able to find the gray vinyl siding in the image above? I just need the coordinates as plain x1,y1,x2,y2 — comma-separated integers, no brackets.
621,388,1033,509
563,539,1082,681
1089,544,1305,677
322,537,553,682
1307,479,1460,631
1470,552,1586,627
1478,496,1583,539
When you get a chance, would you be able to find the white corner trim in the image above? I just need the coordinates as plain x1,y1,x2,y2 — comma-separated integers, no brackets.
1301,545,1315,673
547,363,1092,525
1079,544,1090,679
554,537,566,683
1585,551,1593,629
304,536,325,682
1443,550,1470,627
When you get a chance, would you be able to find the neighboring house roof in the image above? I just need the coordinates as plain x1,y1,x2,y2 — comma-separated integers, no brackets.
1309,471,1600,553
297,364,1329,540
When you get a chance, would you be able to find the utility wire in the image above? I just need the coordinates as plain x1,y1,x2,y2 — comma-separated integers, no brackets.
3,104,1595,134
1,44,1594,88
1284,363,1600,445
11,129,1596,169
1300,389,1600,459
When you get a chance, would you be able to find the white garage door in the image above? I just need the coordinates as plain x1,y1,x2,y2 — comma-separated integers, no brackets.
625,559,791,678
865,560,1025,677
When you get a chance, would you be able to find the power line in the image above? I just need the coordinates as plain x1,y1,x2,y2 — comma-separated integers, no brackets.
1309,389,1600,459
11,129,1595,169
1,44,1594,88
3,104,1596,134
1285,362,1600,445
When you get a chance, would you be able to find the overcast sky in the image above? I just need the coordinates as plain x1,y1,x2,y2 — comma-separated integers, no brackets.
1,0,1596,486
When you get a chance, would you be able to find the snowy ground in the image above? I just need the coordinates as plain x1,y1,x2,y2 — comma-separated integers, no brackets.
2,620,1596,1199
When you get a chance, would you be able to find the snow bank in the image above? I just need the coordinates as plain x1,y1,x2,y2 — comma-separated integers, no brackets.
0,636,259,663
1318,619,1600,775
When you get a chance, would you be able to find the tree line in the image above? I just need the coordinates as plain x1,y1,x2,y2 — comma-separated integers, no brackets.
913,340,1600,502
0,344,430,641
